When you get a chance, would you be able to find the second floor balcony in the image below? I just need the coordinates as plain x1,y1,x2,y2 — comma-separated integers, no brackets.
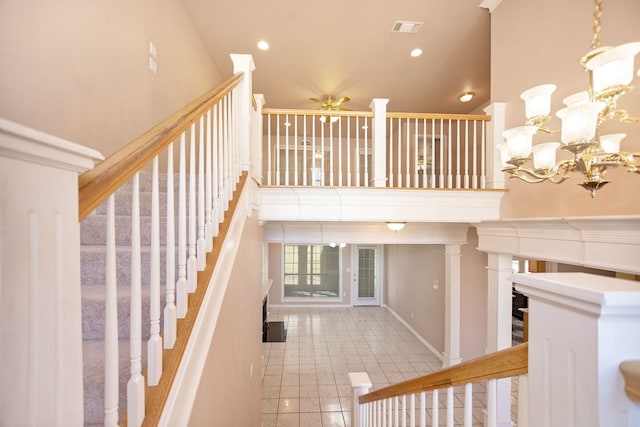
256,99,506,224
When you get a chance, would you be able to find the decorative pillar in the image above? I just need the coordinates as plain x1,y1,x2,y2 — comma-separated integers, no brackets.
443,244,462,367
486,252,514,426
483,102,506,190
230,54,256,172
515,272,640,426
252,93,265,184
369,98,389,188
0,119,103,425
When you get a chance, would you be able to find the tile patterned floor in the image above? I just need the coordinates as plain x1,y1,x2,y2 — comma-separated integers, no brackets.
261,307,519,427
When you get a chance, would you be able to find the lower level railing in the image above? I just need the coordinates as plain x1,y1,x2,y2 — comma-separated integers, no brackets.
350,343,528,427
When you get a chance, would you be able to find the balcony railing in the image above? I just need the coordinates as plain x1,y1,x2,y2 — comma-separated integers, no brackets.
262,107,491,190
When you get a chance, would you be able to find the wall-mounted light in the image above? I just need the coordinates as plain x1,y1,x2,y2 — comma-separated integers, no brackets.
386,222,406,231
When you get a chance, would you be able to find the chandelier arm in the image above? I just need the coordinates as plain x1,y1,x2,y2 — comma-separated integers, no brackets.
536,126,560,135
591,0,602,50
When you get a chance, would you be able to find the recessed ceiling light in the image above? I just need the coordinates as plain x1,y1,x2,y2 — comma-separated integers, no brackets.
257,40,269,51
410,48,423,58
459,91,475,103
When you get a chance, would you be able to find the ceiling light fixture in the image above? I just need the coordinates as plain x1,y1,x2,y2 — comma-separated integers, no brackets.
386,222,406,231
498,0,640,198
257,40,269,51
410,48,423,58
459,91,475,103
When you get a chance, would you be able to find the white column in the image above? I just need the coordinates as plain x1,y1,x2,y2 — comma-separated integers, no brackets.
486,252,514,427
483,102,506,190
0,119,103,426
230,53,256,172
515,272,640,427
443,244,462,367
252,93,266,184
369,98,389,188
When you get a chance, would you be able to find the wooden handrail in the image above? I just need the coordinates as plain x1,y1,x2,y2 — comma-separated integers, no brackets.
262,107,374,118
359,342,528,405
386,111,492,121
78,72,244,221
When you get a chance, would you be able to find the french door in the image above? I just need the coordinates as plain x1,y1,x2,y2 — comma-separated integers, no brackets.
352,245,381,306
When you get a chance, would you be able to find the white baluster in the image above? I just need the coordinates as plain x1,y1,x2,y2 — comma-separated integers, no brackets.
217,102,225,223
439,119,445,188
402,394,407,427
294,114,299,185
205,109,213,251
464,383,473,427
447,119,453,188
363,117,369,187
394,396,399,427
409,393,415,427
267,112,272,185
456,120,461,188
164,142,176,348
422,118,428,188
419,391,426,427
472,120,478,188
517,374,528,427
446,386,454,427
346,116,351,187
127,172,145,427
405,119,410,187
187,123,197,293
147,157,162,386
329,115,334,186
338,117,343,186
355,116,359,187
211,105,220,237
481,120,486,189
320,117,325,186
197,116,206,271
302,114,308,186
396,118,402,187
176,134,188,318
382,398,387,427
430,118,436,188
487,378,496,427
431,389,438,427
464,120,470,189
411,118,426,188
284,113,290,185
104,195,119,427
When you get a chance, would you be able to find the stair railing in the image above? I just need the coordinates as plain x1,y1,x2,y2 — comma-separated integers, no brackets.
79,55,252,426
350,343,528,427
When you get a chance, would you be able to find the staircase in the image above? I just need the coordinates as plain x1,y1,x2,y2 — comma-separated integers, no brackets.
81,173,175,425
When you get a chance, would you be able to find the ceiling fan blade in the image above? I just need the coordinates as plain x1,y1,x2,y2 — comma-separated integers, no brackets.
334,96,351,106
309,97,324,104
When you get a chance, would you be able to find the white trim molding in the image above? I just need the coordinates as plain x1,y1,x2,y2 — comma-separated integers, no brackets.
476,216,640,275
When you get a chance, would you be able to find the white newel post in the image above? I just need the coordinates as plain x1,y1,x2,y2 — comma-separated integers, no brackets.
230,53,256,173
514,272,640,427
483,102,506,190
0,119,103,426
486,252,514,427
443,244,462,367
370,98,389,188
349,372,372,427
252,93,265,184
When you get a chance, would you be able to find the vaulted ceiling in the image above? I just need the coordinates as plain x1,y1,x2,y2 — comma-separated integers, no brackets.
181,0,491,114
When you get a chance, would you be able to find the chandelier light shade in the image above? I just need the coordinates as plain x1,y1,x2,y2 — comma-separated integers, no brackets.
499,0,640,197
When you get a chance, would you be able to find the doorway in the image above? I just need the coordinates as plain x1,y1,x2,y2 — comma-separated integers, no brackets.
352,245,381,306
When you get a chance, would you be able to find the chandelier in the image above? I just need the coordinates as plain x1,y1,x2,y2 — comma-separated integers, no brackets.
498,0,640,198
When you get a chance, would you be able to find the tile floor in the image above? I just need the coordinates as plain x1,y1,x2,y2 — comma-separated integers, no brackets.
261,307,518,427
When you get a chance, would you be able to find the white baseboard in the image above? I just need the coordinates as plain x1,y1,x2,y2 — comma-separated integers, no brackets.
268,303,352,308
383,304,443,362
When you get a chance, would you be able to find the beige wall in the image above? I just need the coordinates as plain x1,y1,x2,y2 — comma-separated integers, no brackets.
385,244,446,353
0,0,221,157
459,227,488,360
267,243,353,306
492,0,640,217
189,213,263,426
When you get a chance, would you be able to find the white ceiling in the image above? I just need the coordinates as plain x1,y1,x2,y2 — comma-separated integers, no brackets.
181,0,491,114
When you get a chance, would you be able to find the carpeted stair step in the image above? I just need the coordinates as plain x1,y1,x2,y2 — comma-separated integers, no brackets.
81,284,165,341
83,339,148,425
81,246,177,289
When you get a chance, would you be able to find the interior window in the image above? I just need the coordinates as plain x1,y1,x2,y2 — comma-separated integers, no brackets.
283,244,339,298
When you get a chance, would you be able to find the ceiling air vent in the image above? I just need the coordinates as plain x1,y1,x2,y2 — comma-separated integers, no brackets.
391,21,423,34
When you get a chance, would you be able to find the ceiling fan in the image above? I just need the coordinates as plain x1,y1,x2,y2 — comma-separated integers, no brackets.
309,95,351,111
